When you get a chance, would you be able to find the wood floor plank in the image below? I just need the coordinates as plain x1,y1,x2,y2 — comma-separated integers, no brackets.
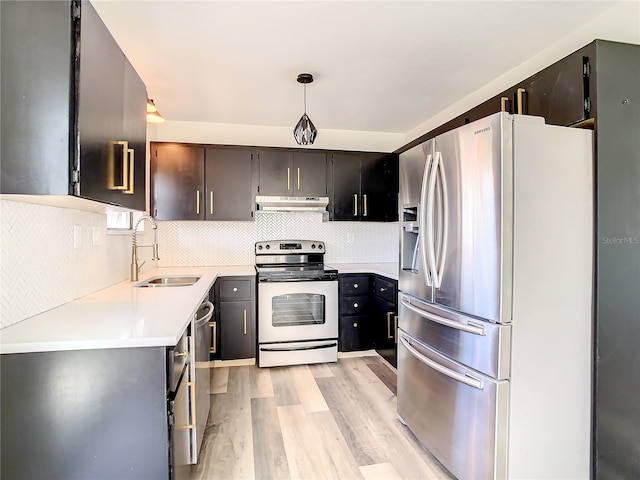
210,366,229,394
249,366,274,399
278,404,331,479
251,397,291,480
308,410,364,480
270,367,301,407
359,462,403,480
291,365,329,413
308,363,334,378
189,366,254,480
366,361,397,395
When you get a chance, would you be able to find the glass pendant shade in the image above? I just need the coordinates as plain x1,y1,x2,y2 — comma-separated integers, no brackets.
293,113,317,145
293,73,317,145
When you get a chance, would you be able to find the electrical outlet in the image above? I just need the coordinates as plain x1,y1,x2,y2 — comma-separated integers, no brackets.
73,225,82,249
346,232,355,244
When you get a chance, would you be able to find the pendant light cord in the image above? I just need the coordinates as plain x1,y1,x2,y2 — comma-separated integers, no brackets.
303,83,307,114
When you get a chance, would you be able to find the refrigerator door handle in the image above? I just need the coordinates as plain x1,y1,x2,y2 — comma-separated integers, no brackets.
399,333,483,390
426,153,440,287
400,296,485,336
419,154,434,286
434,151,449,289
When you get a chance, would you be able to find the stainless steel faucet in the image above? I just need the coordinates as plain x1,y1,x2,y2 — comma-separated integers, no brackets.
131,215,159,281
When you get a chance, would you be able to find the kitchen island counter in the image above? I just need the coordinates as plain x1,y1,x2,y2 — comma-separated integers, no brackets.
0,266,255,354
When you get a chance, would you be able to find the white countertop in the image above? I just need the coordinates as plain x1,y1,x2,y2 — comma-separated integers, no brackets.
0,266,255,355
328,263,399,280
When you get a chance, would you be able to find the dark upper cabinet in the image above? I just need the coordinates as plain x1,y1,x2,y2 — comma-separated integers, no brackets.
151,144,204,220
0,0,147,211
331,152,398,221
151,143,255,221
205,147,254,221
257,149,327,197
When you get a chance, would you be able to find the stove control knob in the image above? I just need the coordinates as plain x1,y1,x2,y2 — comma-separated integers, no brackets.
265,244,270,250
318,244,323,250
311,244,316,249
258,245,263,250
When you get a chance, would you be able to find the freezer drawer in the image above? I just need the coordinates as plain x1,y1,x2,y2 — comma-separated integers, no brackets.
397,331,509,480
399,293,511,379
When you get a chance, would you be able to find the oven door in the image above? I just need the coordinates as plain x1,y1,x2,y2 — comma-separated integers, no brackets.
258,280,338,343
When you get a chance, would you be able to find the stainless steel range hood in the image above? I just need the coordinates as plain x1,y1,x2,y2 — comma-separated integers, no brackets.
255,195,329,212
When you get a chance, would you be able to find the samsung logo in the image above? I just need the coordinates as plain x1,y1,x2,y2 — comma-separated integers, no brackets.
474,126,491,135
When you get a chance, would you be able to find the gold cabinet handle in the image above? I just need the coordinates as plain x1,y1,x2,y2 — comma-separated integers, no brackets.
363,194,368,217
516,88,526,115
210,191,214,215
233,287,238,292
354,283,359,289
500,96,510,113
243,309,247,335
380,287,387,292
124,147,135,194
387,312,393,339
394,315,398,344
209,322,217,353
353,302,359,308
175,350,187,357
287,167,291,191
353,194,358,216
196,190,200,215
297,167,301,190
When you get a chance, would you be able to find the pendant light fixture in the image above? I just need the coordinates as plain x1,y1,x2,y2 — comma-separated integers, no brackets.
293,73,317,145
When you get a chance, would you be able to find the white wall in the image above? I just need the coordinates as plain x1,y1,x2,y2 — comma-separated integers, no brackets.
148,121,403,153
404,1,640,145
0,200,156,328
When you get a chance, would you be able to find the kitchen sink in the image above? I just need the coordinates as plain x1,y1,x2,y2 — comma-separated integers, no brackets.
135,275,201,288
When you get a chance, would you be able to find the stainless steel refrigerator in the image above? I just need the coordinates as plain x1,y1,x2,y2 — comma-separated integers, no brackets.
397,112,593,479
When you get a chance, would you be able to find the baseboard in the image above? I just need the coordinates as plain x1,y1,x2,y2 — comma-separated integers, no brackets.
212,358,256,368
338,349,379,359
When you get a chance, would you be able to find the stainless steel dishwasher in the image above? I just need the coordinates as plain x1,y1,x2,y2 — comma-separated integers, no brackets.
192,300,214,463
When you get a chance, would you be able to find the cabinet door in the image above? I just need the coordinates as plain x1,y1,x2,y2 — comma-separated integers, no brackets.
373,295,397,367
361,153,398,222
258,150,294,196
205,148,253,220
152,144,204,220
77,0,126,207
524,51,588,126
339,315,372,352
293,151,327,197
220,301,255,360
121,57,147,211
331,153,362,220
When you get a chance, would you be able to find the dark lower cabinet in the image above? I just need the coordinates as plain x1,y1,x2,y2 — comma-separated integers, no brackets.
214,276,256,360
338,273,398,367
0,347,170,479
371,276,398,368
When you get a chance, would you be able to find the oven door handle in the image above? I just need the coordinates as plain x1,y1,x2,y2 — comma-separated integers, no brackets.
260,342,337,352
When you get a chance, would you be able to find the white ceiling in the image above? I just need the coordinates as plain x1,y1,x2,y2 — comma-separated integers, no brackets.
92,1,619,135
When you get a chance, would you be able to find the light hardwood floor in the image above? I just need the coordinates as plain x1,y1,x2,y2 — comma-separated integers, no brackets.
188,356,455,480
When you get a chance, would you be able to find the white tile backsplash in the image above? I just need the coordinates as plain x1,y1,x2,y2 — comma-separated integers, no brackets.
0,200,155,328
157,211,399,266
1,202,398,328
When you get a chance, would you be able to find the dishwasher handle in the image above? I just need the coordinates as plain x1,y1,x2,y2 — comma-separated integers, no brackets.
194,301,214,326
